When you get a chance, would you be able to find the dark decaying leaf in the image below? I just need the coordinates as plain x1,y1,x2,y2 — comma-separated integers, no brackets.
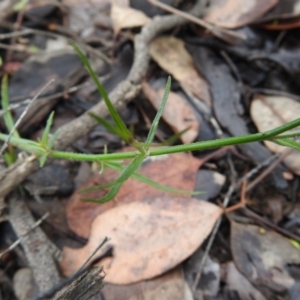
190,46,288,190
231,221,300,299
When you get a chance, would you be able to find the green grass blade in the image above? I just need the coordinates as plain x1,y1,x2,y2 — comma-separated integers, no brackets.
48,130,59,150
83,160,204,195
41,111,55,147
39,154,47,167
1,75,20,138
162,127,190,146
89,113,123,138
145,76,171,149
272,138,300,152
73,44,132,143
83,153,146,203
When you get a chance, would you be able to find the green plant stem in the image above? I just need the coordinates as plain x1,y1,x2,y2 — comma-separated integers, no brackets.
1,117,300,162
45,117,300,161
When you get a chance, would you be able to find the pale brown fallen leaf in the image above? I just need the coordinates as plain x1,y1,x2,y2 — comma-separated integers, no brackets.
250,94,300,175
101,267,186,300
61,197,222,284
142,81,199,143
66,152,204,238
204,0,278,28
111,2,151,35
62,0,111,9
149,36,211,106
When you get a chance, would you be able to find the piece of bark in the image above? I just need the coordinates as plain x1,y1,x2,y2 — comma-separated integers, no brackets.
8,193,60,293
49,266,104,300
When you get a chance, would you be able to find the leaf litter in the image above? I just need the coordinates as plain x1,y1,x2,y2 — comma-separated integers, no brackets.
4,0,300,298
61,196,222,284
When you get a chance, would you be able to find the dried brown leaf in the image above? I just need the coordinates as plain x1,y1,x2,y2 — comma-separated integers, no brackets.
111,2,151,35
101,267,186,300
61,197,222,284
66,153,203,238
250,94,300,175
142,81,200,143
204,0,278,28
149,36,211,106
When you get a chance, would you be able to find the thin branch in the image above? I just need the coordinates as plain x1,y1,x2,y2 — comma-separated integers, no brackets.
0,212,49,259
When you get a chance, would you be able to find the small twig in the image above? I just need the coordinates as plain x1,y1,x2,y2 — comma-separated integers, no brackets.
192,183,235,292
77,237,110,273
0,99,32,117
238,153,279,184
243,207,300,243
0,79,55,156
0,212,49,259
249,88,300,102
246,149,292,192
220,50,243,87
147,0,246,41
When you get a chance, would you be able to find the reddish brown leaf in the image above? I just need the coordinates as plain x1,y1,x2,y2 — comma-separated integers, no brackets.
61,197,222,284
204,0,278,28
142,81,200,144
66,153,204,238
149,36,211,106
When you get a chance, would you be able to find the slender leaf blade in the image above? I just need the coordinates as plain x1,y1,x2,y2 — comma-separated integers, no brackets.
41,111,55,147
89,113,123,138
1,75,20,138
73,44,132,142
82,160,204,195
272,138,300,152
83,153,146,203
145,76,171,149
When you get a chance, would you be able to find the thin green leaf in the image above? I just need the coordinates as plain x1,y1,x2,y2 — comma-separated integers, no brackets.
83,153,146,203
1,75,20,138
41,111,55,147
73,44,132,143
145,76,171,149
89,113,124,138
48,130,59,150
272,138,300,152
82,160,204,195
162,127,190,146
3,151,16,166
39,154,47,167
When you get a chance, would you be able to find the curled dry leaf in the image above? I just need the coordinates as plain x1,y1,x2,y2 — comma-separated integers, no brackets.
142,81,200,144
111,2,151,35
66,153,204,238
250,94,300,175
61,197,222,284
204,0,278,28
149,36,211,106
